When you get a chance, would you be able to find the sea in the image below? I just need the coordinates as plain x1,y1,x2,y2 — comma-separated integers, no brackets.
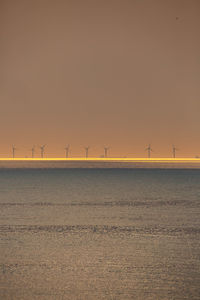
0,169,200,300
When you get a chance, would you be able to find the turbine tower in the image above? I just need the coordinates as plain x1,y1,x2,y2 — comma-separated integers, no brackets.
31,146,35,158
104,147,109,158
85,146,89,158
172,145,178,158
12,145,16,158
145,144,153,158
65,145,70,158
40,145,46,158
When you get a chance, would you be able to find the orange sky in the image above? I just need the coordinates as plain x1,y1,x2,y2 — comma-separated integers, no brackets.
0,0,200,158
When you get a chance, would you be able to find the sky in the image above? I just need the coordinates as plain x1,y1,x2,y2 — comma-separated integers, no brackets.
0,0,200,158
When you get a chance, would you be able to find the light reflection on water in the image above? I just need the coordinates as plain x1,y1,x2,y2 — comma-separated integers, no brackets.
0,169,200,299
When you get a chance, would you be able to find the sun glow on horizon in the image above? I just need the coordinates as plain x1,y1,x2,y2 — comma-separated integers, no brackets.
0,157,200,162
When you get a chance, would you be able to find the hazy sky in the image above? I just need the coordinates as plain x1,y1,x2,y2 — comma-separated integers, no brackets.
0,0,200,157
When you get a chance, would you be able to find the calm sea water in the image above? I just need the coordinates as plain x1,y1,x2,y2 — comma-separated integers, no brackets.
0,169,200,300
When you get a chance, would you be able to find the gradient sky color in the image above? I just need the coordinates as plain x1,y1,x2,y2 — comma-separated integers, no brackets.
0,0,200,158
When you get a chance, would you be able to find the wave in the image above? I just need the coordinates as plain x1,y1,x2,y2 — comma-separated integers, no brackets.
0,224,199,235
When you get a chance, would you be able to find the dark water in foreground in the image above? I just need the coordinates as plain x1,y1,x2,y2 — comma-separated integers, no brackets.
0,169,200,300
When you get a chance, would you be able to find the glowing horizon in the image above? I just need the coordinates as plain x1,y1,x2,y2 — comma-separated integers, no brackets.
0,157,200,162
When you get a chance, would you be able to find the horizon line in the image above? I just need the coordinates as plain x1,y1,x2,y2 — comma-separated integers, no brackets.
0,157,200,162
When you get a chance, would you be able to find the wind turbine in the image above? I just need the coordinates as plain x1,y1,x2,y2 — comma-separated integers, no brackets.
172,145,178,158
12,145,17,158
40,145,46,158
145,144,153,158
85,146,90,158
64,145,70,158
104,147,109,158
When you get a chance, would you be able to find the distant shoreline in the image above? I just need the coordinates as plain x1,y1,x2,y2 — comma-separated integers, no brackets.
0,158,200,169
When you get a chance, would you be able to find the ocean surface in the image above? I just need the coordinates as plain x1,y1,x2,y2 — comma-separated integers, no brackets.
0,169,200,300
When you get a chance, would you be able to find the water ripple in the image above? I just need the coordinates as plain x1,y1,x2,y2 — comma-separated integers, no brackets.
0,224,199,235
